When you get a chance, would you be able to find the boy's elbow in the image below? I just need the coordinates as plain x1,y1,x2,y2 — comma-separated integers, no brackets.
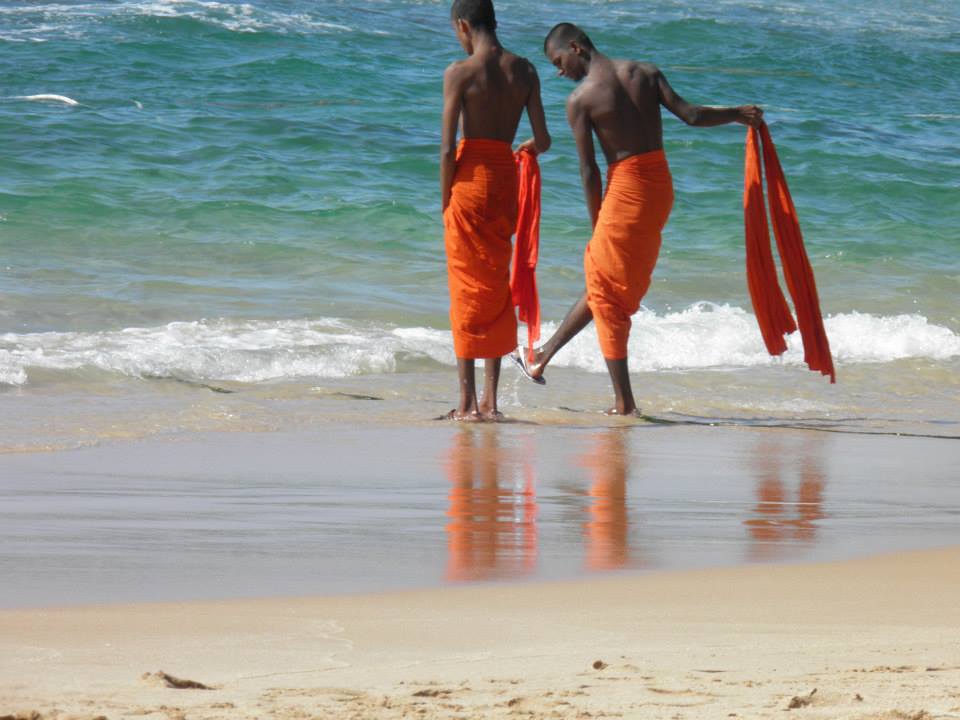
682,107,702,126
579,162,600,182
440,145,457,162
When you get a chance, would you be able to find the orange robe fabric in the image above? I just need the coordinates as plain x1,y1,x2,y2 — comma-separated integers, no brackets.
510,148,541,363
444,138,518,359
585,150,674,360
744,124,835,382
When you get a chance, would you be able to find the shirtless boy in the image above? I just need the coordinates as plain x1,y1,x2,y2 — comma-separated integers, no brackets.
441,0,551,420
522,22,763,415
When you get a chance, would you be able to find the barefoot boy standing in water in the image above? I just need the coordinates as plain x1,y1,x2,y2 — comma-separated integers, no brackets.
519,23,763,415
441,0,551,421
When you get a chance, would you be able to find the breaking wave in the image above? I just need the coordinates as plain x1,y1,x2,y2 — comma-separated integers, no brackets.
2,305,958,387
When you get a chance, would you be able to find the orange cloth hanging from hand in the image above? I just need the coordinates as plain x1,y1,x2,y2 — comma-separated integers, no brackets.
444,139,518,359
585,150,674,360
744,124,835,382
510,148,541,363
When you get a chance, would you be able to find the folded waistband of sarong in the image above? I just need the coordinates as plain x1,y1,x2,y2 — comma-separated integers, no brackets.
456,138,516,164
607,149,668,173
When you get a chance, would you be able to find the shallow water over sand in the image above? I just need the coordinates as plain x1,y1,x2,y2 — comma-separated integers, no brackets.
1,423,957,609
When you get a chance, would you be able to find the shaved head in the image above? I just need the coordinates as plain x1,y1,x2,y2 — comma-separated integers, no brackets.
543,22,595,53
451,0,497,32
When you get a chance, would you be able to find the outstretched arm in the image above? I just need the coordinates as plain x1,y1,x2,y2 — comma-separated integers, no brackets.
567,94,602,227
517,63,552,155
440,63,464,212
655,67,763,128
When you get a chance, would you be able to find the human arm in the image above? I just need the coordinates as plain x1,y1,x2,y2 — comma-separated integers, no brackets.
567,93,602,227
654,67,763,128
440,63,463,212
516,63,552,155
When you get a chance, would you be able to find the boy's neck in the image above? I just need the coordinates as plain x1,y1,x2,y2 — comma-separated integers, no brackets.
469,29,501,54
583,50,606,78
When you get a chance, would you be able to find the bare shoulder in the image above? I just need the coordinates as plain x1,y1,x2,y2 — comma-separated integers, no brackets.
566,83,590,112
504,51,538,81
444,58,472,86
618,60,660,85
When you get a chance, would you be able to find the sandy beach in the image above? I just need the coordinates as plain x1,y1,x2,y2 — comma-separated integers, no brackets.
2,545,959,719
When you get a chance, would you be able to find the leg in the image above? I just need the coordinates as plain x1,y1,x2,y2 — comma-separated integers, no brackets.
529,291,593,379
446,358,480,421
478,357,503,421
603,357,641,417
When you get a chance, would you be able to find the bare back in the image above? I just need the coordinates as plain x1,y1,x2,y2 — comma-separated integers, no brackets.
573,60,663,164
454,49,535,143
440,36,550,212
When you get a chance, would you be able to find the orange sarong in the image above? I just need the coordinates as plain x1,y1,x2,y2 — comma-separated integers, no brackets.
511,148,541,363
744,124,835,382
585,150,674,360
444,139,518,359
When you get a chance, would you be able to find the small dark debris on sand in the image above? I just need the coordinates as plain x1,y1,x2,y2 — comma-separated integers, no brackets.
143,670,214,690
592,660,608,670
787,688,817,709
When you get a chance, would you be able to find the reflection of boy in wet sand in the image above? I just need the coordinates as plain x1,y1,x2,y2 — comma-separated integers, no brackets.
744,437,826,560
519,23,762,415
441,0,551,421
445,430,537,581
582,430,631,571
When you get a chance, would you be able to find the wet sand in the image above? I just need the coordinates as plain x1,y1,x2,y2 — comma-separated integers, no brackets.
2,546,959,718
1,423,959,608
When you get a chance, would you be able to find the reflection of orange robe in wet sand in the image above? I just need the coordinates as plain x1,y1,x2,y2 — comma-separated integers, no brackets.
585,150,674,360
444,139,518,359
583,431,630,572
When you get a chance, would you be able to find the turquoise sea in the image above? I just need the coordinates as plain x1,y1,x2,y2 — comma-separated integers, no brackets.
1,0,958,447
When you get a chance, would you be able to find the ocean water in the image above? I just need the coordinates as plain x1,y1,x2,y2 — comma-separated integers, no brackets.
1,0,959,447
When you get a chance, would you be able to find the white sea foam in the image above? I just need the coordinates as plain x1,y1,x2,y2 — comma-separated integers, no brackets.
907,114,960,121
0,318,452,387
13,94,79,105
2,0,358,37
0,307,957,387
127,1,355,34
547,305,960,374
0,352,28,386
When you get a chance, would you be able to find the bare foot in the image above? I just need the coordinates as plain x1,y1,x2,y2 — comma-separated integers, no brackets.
442,409,481,422
603,407,643,418
477,399,505,422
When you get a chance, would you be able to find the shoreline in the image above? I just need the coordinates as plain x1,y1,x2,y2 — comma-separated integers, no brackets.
2,545,959,718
